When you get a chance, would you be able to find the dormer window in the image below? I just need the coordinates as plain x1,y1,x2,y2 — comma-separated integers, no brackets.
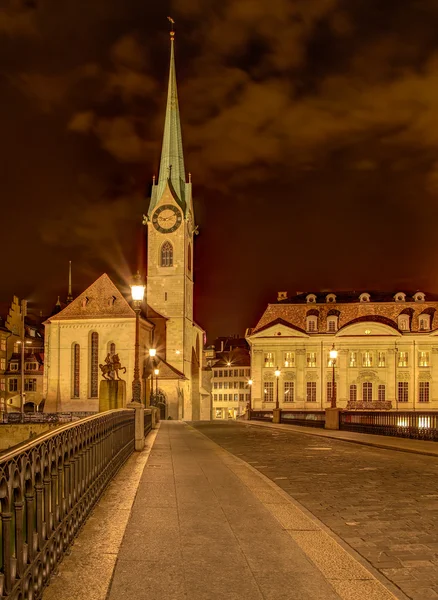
108,296,116,306
327,316,338,332
25,362,38,371
419,315,430,331
394,292,406,303
359,293,370,303
414,292,426,302
306,294,316,304
398,314,410,331
307,316,318,332
10,363,19,371
326,294,336,303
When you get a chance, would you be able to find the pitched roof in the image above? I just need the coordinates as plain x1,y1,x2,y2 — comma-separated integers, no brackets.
45,273,136,322
155,358,186,380
277,290,438,304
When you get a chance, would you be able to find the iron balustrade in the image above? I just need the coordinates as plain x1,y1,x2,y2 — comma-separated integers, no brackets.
0,408,136,599
250,411,273,422
144,411,152,437
340,411,438,441
281,411,326,428
1,412,97,424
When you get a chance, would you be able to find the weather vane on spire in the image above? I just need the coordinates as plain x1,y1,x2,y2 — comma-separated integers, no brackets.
167,16,175,37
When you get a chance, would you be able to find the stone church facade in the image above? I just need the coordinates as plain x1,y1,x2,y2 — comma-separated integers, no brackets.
43,31,209,419
247,290,438,412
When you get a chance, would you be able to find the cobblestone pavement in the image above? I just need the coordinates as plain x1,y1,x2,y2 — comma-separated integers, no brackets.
192,422,438,600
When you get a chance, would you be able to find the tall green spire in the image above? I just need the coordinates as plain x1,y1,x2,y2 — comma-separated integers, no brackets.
154,27,186,212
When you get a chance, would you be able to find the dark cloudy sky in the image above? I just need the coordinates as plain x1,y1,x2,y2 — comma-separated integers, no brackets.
2,0,438,339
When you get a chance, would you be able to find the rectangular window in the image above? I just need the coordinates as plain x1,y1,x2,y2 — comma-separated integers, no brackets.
418,351,430,367
284,381,294,402
362,352,373,367
378,384,386,402
307,352,316,368
223,394,228,401
224,382,228,389
213,382,217,389
238,369,243,377
10,364,19,371
398,381,408,403
363,382,372,401
308,320,316,332
13,342,19,353
264,381,274,402
327,320,336,332
234,394,238,401
218,382,223,389
239,381,245,389
419,381,430,403
327,381,337,403
0,340,6,352
24,379,37,392
378,352,386,368
215,408,222,418
213,394,217,401
219,394,222,401
398,352,408,367
218,370,223,377
349,384,357,402
264,353,275,368
239,393,244,401
9,379,18,392
246,369,251,377
349,352,357,368
0,358,5,370
233,382,237,389
306,381,317,402
283,352,295,367
0,379,5,391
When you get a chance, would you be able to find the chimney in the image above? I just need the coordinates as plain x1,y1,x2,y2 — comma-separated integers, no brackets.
277,291,288,302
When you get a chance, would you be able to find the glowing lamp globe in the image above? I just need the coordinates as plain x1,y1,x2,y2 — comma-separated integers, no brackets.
131,271,145,302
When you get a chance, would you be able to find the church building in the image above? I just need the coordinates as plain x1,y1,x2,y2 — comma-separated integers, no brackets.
43,29,209,420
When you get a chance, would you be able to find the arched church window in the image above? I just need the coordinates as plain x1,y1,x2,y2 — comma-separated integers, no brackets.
90,332,99,398
160,242,173,267
188,243,192,272
72,343,80,398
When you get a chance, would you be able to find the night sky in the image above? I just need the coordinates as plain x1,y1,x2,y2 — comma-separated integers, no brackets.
2,0,438,340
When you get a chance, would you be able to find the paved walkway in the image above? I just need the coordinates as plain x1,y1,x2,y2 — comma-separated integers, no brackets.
243,419,438,457
106,422,400,600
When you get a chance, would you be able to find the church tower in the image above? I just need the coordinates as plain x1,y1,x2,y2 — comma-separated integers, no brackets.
145,26,195,382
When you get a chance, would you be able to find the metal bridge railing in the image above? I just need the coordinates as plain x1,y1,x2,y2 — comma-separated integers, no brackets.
340,410,438,441
0,409,136,599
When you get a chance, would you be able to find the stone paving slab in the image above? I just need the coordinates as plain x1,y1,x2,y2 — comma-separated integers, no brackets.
107,422,400,600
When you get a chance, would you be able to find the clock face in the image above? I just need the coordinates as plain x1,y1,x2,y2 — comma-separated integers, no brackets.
152,204,182,233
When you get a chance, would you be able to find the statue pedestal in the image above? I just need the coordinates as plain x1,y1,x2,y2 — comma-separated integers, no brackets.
99,380,126,412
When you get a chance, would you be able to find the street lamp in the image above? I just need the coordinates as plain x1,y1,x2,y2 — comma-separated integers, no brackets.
329,344,338,408
148,348,156,405
274,367,281,409
130,272,145,404
247,379,253,418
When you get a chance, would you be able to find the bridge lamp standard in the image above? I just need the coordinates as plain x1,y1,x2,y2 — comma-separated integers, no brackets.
148,348,157,405
274,367,281,410
247,379,253,419
130,272,145,404
329,344,338,408
154,367,160,404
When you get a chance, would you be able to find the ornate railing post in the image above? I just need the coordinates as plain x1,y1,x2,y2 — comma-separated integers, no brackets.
2,510,12,594
14,499,24,578
25,492,35,563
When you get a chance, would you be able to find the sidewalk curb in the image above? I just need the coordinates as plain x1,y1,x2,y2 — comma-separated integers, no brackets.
242,420,438,458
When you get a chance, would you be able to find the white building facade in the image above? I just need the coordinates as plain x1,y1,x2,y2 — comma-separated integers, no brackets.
246,291,438,412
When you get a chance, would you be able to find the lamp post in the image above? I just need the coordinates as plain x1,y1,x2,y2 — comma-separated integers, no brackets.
329,344,338,409
148,348,156,406
247,379,253,419
274,367,281,409
154,367,159,405
130,272,145,404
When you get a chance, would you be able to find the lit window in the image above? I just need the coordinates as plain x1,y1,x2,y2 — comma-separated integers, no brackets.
13,342,19,353
284,352,295,367
306,381,316,402
307,352,317,368
307,316,317,332
0,379,5,391
419,381,430,403
327,381,337,403
224,382,228,389
234,394,238,401
419,316,430,331
363,382,372,402
349,352,357,368
284,381,294,402
0,358,5,370
362,352,373,367
0,340,6,351
264,353,275,367
90,332,99,398
398,352,408,367
378,352,386,368
398,315,409,331
160,241,173,267
418,351,430,367
24,378,37,392
264,381,274,402
398,381,408,403
349,384,357,402
378,384,386,402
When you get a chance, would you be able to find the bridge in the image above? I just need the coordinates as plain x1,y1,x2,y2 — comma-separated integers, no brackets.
1,413,437,599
